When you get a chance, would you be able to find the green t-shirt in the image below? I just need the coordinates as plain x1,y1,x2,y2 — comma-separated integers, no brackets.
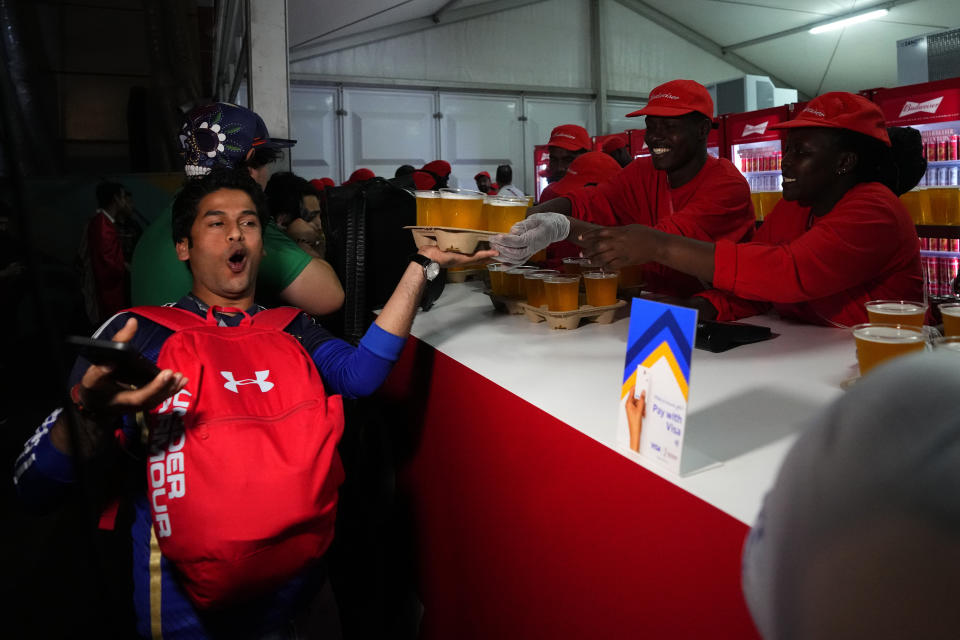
130,203,312,306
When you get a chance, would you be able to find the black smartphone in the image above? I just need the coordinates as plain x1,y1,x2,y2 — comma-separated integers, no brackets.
66,336,162,387
695,321,774,353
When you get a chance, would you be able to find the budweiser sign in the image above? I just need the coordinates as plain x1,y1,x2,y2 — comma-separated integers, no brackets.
899,96,944,118
742,122,769,137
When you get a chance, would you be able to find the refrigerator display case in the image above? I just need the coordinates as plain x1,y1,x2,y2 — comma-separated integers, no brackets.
628,129,649,160
707,122,724,159
724,105,793,221
533,144,549,203
872,77,960,299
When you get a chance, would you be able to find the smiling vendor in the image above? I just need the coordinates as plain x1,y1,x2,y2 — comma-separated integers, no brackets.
495,79,755,297
578,92,924,328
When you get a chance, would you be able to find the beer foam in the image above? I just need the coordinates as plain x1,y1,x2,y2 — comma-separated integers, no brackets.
441,192,484,200
939,305,960,318
415,190,440,198
488,200,527,207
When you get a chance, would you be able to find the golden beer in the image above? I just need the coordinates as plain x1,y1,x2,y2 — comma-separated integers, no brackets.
415,190,442,226
583,272,619,307
939,302,960,336
562,257,592,275
439,188,485,229
852,323,926,376
485,197,529,233
523,272,552,308
865,300,927,328
502,266,538,298
487,263,507,295
543,275,581,312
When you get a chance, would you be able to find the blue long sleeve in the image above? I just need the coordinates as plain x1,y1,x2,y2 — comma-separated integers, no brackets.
311,323,406,399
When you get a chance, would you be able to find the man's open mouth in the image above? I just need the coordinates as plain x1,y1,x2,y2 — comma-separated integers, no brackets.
228,249,247,273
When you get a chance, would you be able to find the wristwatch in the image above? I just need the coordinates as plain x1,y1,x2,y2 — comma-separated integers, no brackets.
409,253,444,311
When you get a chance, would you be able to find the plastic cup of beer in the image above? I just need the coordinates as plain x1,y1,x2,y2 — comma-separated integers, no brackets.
583,271,619,307
502,266,538,298
933,335,960,353
486,263,507,296
865,300,927,327
414,190,442,226
562,257,593,275
852,323,926,377
939,302,960,336
439,188,485,230
524,271,556,308
543,275,581,312
486,196,529,233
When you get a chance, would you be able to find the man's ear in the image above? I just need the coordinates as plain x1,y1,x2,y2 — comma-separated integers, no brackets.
837,150,858,176
175,237,190,262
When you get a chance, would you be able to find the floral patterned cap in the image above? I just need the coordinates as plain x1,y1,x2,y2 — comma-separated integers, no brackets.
179,103,296,177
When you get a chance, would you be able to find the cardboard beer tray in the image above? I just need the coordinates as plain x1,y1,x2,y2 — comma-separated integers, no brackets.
484,291,527,315
406,226,496,254
446,267,486,284
521,300,628,330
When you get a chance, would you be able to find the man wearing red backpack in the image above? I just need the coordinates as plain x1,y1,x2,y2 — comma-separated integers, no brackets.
14,169,496,639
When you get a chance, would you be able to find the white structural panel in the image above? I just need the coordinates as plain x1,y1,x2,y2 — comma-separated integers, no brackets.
341,87,439,182
606,99,645,136
438,93,524,192
289,0,592,91
289,85,339,182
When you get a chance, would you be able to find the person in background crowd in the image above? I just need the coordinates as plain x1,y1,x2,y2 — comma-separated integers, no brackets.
602,135,632,168
540,151,622,200
474,171,493,194
742,351,960,640
543,124,591,184
412,160,452,190
579,92,923,327
130,102,344,318
394,164,415,178
14,168,498,640
344,168,376,186
265,172,326,259
493,79,753,297
495,164,524,198
79,181,141,324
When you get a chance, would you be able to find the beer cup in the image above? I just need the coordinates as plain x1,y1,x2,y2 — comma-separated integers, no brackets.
502,266,538,298
939,302,960,336
439,188,485,229
865,300,927,327
486,196,529,233
543,275,581,312
414,190,442,226
523,270,558,308
561,257,593,275
486,263,507,296
583,271,619,307
852,323,926,377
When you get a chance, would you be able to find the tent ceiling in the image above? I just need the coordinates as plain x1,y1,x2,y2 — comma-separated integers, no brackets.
288,0,958,97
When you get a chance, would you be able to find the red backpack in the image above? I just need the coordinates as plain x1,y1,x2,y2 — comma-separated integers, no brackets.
130,305,345,609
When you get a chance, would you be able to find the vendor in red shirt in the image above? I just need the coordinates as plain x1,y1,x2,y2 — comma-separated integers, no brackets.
493,79,754,297
579,92,924,328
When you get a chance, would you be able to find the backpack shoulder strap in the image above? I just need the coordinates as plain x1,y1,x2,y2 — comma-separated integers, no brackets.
127,305,207,331
251,306,303,331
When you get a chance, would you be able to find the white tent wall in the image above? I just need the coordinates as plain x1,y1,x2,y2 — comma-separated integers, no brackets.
286,0,752,192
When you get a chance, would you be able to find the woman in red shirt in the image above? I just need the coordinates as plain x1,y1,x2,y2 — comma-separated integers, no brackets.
580,92,925,327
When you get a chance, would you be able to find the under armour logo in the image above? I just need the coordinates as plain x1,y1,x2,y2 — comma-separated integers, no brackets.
742,122,769,137
899,97,943,117
221,370,274,393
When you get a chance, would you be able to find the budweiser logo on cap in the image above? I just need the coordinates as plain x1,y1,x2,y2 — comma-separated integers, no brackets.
742,122,769,137
802,107,826,117
650,93,680,101
554,132,576,139
899,97,944,118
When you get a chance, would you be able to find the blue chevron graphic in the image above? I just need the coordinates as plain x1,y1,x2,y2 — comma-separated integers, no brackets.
622,299,698,384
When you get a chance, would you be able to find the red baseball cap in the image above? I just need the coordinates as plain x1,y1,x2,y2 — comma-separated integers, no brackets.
549,151,622,196
412,171,437,190
309,179,327,191
627,79,714,119
601,135,627,152
422,160,451,176
474,171,491,180
547,124,591,151
320,177,335,188
344,168,375,185
770,92,890,146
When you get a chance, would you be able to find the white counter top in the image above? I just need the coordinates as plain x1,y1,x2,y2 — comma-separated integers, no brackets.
409,281,858,525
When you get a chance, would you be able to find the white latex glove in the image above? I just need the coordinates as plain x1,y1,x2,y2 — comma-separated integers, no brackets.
489,212,571,264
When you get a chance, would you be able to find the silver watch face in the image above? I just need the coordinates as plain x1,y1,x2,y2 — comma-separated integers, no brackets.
425,261,441,281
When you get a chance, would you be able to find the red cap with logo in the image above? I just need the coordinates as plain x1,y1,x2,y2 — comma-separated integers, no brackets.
309,179,327,192
547,124,591,151
770,92,890,146
548,151,622,197
422,160,451,177
474,171,491,180
601,135,627,152
627,79,714,119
